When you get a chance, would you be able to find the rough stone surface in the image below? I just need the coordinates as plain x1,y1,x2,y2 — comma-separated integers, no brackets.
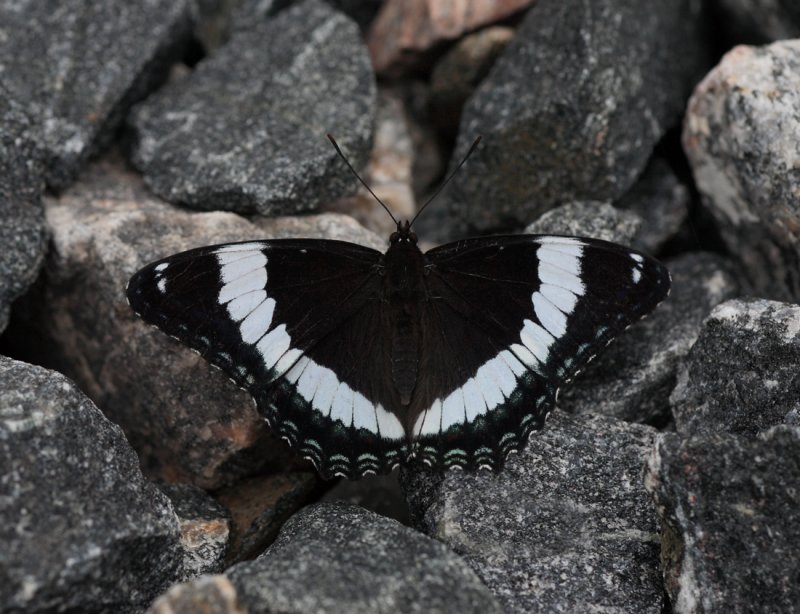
560,253,740,425
402,411,663,613
130,0,375,215
646,427,800,613
0,0,194,190
448,0,709,230
0,99,47,334
321,471,411,525
149,574,246,614
151,503,502,613
13,156,382,489
159,483,231,577
617,157,691,254
367,0,533,77
525,200,642,244
215,472,322,563
684,41,800,302
671,298,800,437
0,356,183,612
229,503,502,613
714,0,800,42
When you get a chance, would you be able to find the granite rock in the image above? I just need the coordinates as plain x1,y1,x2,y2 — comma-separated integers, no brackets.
0,100,47,334
671,298,800,437
149,574,245,614
17,156,382,489
684,41,800,302
402,411,663,613
0,356,183,612
130,0,375,216
646,427,800,612
159,483,232,577
448,0,709,230
151,503,502,613
367,0,533,77
525,200,642,244
560,253,740,425
0,0,194,190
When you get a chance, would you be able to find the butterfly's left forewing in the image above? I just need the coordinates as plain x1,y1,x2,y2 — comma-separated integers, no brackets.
412,235,670,471
127,239,410,479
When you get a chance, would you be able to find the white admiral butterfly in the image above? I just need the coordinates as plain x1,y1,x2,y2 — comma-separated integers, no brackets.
127,138,670,479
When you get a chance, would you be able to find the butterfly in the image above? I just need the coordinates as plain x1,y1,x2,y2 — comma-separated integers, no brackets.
126,138,670,479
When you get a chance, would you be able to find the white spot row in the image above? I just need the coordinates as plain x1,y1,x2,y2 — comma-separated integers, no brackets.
631,252,644,284
285,355,405,439
413,349,526,436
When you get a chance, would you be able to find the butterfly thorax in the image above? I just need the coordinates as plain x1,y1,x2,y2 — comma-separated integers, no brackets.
384,227,425,406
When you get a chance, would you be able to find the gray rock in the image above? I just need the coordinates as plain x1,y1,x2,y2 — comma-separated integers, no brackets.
616,157,691,254
149,574,244,614
0,100,47,334
0,0,194,190
159,483,231,577
671,298,800,437
152,503,502,613
0,356,182,612
524,200,642,244
21,156,381,489
447,0,709,230
402,411,663,613
560,253,740,425
130,0,375,215
684,40,800,302
714,0,800,42
646,427,800,613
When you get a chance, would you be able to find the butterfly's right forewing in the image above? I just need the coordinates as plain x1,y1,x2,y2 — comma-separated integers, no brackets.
411,235,670,471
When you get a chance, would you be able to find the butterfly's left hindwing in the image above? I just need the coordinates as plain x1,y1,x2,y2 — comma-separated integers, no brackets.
126,239,411,479
409,235,671,471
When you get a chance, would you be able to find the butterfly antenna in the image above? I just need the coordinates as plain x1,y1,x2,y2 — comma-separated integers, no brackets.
327,134,398,226
409,136,482,228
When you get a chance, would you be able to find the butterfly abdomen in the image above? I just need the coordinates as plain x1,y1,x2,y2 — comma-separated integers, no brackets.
384,239,426,407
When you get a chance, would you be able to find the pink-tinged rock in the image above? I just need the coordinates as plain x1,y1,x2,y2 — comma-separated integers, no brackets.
367,0,533,76
683,41,800,302
16,155,382,489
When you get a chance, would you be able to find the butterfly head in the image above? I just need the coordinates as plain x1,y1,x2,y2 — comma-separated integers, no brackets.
390,220,417,245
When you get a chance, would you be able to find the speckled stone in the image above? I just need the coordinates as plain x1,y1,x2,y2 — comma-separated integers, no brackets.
0,98,47,334
525,200,642,244
130,0,375,215
560,253,740,425
0,356,182,612
683,40,800,302
158,483,231,577
447,0,709,230
149,574,246,614
671,298,800,437
367,0,532,77
0,0,194,190
151,503,503,613
646,427,800,613
14,156,382,489
402,411,663,613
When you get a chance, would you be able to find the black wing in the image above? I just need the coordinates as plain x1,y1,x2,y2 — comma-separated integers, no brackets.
127,239,410,479
410,235,670,471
